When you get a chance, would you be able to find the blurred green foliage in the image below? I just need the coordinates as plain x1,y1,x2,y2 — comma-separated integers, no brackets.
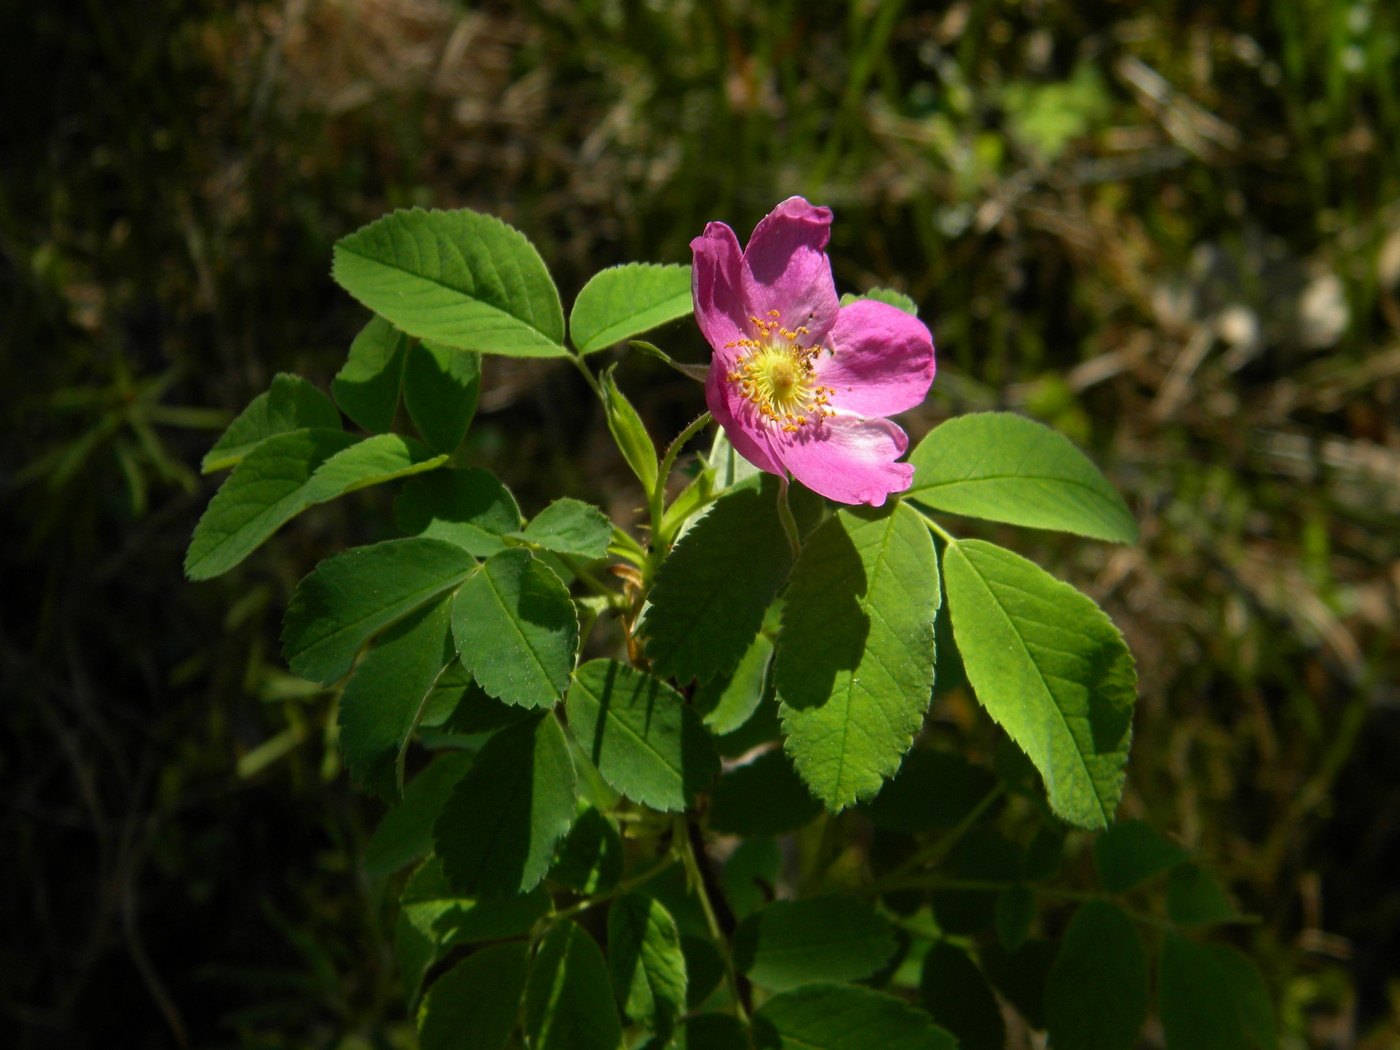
4,0,1400,1046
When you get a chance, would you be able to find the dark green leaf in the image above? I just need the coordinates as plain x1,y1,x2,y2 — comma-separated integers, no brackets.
397,467,522,557
1045,901,1149,1050
418,662,527,736
202,373,341,473
1159,933,1268,1050
1208,944,1280,1050
525,921,623,1050
338,595,455,800
549,806,623,894
402,855,551,944
643,482,795,683
282,537,476,684
859,748,998,834
332,207,567,357
930,830,1022,935
708,750,821,836
1166,862,1239,927
943,539,1136,829
332,315,410,433
681,937,725,1009
512,498,612,559
452,549,578,709
418,942,529,1050
733,896,898,991
981,937,1055,1030
1094,819,1189,893
365,751,472,877
570,263,693,355
565,660,718,811
721,838,781,920
434,714,577,896
405,340,481,453
754,983,957,1050
679,1013,750,1050
777,504,939,809
918,940,1006,1050
996,885,1037,951
693,630,773,736
907,412,1138,543
608,893,687,1040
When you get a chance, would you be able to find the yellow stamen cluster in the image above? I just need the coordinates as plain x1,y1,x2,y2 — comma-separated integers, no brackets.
725,309,836,433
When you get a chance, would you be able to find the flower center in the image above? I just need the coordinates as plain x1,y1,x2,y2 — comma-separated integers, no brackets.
726,310,836,433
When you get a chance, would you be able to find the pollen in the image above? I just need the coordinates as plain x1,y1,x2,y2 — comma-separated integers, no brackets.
724,310,837,432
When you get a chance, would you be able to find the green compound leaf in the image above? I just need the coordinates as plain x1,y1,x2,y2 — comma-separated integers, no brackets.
996,885,1037,951
776,504,939,810
859,748,998,835
1093,819,1189,893
418,941,529,1050
907,412,1138,543
600,365,658,492
337,594,455,801
511,498,613,559
608,892,687,1040
679,1013,750,1050
333,207,567,357
525,920,624,1050
282,537,477,684
396,467,523,557
754,983,957,1050
201,373,341,473
694,628,773,736
1045,901,1148,1050
732,896,898,992
433,714,577,897
451,549,579,709
919,940,1006,1050
570,262,693,355
401,855,552,945
1166,862,1239,927
565,660,719,811
405,340,481,453
839,287,919,316
549,806,623,894
708,750,822,836
642,482,796,684
186,429,448,580
365,751,472,877
332,315,411,433
1159,934,1278,1050
942,539,1136,829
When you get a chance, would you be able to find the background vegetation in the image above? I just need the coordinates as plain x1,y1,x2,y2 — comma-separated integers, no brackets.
3,0,1398,1046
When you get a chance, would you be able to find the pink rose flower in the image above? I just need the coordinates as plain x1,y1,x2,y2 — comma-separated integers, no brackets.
691,197,936,506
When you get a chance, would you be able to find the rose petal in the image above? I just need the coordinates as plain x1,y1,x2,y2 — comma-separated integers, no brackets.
776,415,913,506
741,198,840,343
690,222,750,351
820,299,936,417
705,363,786,478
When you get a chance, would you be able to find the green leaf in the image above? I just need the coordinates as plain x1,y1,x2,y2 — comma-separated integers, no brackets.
930,830,1022,935
1044,901,1148,1050
433,713,577,896
678,1013,750,1050
365,751,472,877
1159,934,1270,1050
942,538,1136,829
282,537,476,684
333,315,411,433
525,921,623,1050
565,660,718,811
452,549,578,709
570,263,693,355
201,374,341,473
918,940,1006,1050
1093,819,1189,893
608,893,687,1040
418,941,529,1050
405,340,481,453
721,838,782,920
428,667,530,736
859,748,998,834
732,896,898,991
839,287,919,316
186,430,448,580
397,467,523,557
981,937,1055,1030
643,481,796,684
907,412,1138,543
776,504,939,809
338,594,455,800
332,207,567,357
402,855,551,943
708,750,821,836
512,498,613,559
754,983,957,1050
1166,862,1238,927
693,630,773,736
996,885,1037,951
1205,944,1280,1050
600,365,659,492
549,806,623,894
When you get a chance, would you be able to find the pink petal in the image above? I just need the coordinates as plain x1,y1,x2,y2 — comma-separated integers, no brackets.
820,300,936,417
776,415,914,506
690,222,750,351
741,197,840,343
705,362,786,478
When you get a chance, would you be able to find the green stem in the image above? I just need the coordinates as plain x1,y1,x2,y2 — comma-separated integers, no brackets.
645,412,714,579
676,814,750,1025
567,349,605,401
544,854,680,929
908,503,957,545
864,783,1004,896
775,477,801,558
